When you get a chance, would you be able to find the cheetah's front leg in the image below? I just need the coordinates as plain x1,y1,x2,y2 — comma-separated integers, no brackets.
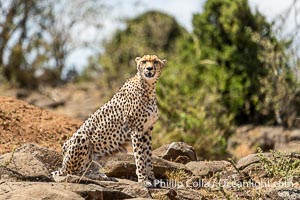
131,131,151,187
142,129,155,181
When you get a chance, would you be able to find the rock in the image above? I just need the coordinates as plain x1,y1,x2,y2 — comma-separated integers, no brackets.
14,143,62,172
122,183,152,198
27,93,65,109
175,189,204,200
0,182,133,200
153,142,197,164
289,130,300,141
275,129,300,153
227,125,281,159
150,188,203,200
150,188,177,200
185,161,230,177
1,184,83,200
16,89,30,99
0,143,64,182
103,153,191,179
102,178,137,190
236,153,266,170
0,152,51,182
227,125,300,159
267,188,300,200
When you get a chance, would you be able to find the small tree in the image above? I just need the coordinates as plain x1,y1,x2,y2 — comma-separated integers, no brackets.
192,0,288,124
96,11,187,89
0,0,105,88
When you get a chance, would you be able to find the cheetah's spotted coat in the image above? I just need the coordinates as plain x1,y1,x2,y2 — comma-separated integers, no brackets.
52,55,166,186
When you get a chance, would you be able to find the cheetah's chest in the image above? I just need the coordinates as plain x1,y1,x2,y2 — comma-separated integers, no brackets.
143,104,158,133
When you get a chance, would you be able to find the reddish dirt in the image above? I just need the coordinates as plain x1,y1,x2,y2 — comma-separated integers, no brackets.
0,96,82,154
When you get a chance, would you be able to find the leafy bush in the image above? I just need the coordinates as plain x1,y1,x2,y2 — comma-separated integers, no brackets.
257,147,300,180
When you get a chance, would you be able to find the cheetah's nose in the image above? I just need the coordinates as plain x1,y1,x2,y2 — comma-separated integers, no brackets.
147,66,153,71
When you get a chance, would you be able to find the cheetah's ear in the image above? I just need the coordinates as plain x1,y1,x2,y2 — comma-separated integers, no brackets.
135,57,141,63
161,59,167,66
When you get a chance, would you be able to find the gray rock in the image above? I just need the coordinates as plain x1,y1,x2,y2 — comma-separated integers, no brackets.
150,188,177,200
277,188,300,200
153,142,197,164
236,153,268,170
266,188,300,200
185,161,230,176
1,184,83,200
15,143,62,172
0,152,51,181
289,130,300,141
103,153,191,179
0,182,133,200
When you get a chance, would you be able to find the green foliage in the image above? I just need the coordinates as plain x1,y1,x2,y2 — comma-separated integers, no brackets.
192,0,277,124
96,11,187,88
251,32,300,127
154,35,233,158
154,0,287,159
257,147,300,180
88,1,299,159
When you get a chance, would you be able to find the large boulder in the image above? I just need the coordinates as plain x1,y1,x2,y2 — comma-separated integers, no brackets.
0,152,51,182
0,143,62,182
152,142,197,164
14,143,62,172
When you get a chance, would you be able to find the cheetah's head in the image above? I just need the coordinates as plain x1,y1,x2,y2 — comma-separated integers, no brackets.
135,55,166,82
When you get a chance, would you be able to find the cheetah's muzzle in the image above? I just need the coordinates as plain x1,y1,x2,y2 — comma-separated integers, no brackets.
145,71,155,78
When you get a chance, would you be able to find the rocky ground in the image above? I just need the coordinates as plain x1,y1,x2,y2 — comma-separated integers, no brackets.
0,94,300,199
0,142,299,199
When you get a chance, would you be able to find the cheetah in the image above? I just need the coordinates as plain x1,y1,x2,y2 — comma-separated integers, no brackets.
52,55,166,187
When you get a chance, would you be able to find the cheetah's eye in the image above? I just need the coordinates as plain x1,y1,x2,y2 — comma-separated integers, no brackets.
154,61,159,65
141,60,146,64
